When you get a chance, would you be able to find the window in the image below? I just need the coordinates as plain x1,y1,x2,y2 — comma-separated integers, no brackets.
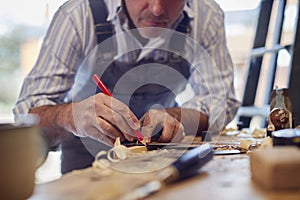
0,0,68,122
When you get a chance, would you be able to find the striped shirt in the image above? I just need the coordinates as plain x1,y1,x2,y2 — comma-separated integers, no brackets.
13,0,240,131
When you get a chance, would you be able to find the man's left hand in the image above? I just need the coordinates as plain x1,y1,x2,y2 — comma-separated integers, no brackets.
140,109,185,143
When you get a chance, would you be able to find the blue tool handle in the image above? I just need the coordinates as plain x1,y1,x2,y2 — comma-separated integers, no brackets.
172,143,214,180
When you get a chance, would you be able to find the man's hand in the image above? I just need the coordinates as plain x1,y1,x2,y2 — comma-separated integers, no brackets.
72,93,140,145
140,109,185,143
140,107,209,143
30,93,140,147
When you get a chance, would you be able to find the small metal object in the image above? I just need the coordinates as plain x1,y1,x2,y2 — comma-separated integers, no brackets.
214,149,246,155
267,88,293,137
272,129,300,147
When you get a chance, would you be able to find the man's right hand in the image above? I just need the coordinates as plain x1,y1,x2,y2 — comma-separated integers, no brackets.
29,93,141,147
71,93,140,146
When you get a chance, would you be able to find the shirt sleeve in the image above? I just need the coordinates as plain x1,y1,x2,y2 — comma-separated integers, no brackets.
13,0,93,117
182,1,241,132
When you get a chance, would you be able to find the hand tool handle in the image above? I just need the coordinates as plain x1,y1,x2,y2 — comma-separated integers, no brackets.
172,143,214,181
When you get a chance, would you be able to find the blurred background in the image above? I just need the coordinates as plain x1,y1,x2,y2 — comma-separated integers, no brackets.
0,0,298,183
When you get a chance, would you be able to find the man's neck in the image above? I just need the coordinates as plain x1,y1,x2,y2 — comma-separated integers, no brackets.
122,0,149,46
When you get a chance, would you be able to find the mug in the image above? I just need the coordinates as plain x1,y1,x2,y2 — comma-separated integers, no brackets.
0,115,48,200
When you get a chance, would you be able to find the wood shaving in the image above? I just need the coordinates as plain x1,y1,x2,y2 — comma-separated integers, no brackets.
220,127,238,135
214,145,235,151
252,128,266,138
239,139,253,150
259,136,273,149
92,137,151,175
91,137,182,173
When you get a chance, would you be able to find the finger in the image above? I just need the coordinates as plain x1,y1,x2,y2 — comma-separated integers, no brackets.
140,113,157,140
141,126,154,143
159,117,176,142
95,116,127,141
96,106,135,141
159,117,185,143
98,94,140,130
79,125,115,146
92,132,115,147
171,123,185,142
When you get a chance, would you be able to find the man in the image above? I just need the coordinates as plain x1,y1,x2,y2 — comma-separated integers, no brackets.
14,0,240,173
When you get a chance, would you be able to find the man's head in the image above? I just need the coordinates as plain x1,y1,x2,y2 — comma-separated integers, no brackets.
123,0,186,38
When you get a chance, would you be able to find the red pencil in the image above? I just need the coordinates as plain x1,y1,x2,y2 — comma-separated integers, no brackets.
92,74,112,96
92,74,145,143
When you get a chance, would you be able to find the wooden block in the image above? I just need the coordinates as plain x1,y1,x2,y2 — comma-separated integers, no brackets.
250,146,300,190
128,146,148,153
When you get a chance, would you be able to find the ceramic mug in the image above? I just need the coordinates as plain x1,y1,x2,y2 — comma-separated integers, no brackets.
0,114,47,200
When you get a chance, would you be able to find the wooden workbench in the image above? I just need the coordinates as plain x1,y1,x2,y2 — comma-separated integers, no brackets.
28,135,300,200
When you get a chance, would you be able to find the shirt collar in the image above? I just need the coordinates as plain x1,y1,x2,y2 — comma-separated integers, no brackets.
105,0,122,21
184,1,194,18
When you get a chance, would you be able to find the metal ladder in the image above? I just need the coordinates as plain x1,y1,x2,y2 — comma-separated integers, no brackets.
237,0,299,128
